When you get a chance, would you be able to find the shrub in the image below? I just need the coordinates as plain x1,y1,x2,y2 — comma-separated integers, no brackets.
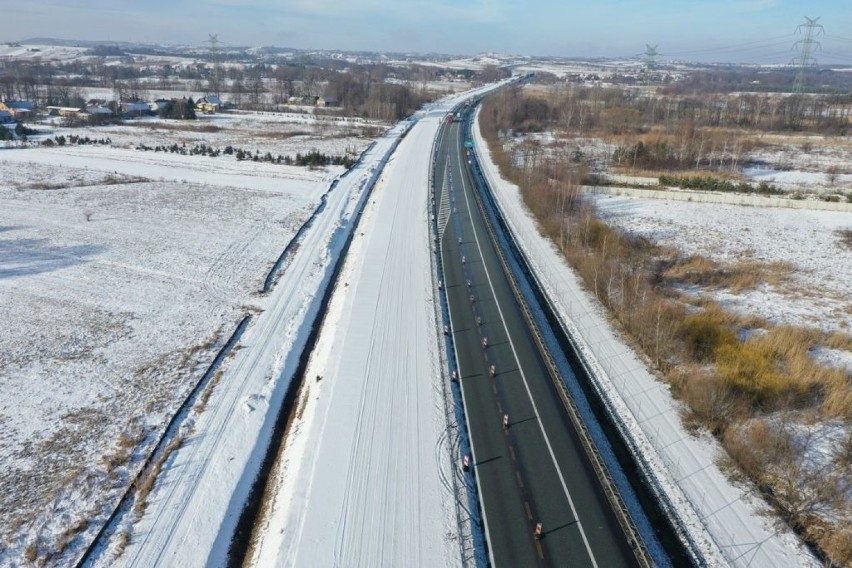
680,311,738,362
676,367,745,434
716,342,795,405
659,174,780,195
25,544,38,563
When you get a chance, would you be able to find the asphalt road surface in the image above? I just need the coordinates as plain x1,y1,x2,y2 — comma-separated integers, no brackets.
435,112,640,568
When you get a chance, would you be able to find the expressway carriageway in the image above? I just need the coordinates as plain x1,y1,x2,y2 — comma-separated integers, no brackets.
434,109,643,568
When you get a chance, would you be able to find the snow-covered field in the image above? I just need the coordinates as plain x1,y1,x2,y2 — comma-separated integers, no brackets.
591,196,852,334
0,111,376,565
473,108,823,567
102,119,411,568
744,133,852,194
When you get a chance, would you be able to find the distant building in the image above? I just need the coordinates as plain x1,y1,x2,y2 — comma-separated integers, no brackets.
45,106,86,118
0,100,34,119
87,105,113,116
195,101,216,114
150,99,173,114
316,96,339,107
120,100,150,116
196,95,222,114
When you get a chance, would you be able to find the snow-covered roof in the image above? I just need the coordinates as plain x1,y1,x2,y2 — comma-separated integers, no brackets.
121,102,149,111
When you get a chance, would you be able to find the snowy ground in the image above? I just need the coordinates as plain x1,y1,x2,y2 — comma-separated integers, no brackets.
591,196,852,334
0,111,375,565
746,133,852,194
473,108,821,567
27,109,378,161
90,120,410,567
249,115,460,568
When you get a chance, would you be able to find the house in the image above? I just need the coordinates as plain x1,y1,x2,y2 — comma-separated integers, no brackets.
195,100,217,114
196,95,222,114
149,99,173,114
86,105,113,117
120,100,150,117
0,100,34,119
198,95,222,107
287,95,316,106
45,106,86,118
316,96,339,107
0,110,14,124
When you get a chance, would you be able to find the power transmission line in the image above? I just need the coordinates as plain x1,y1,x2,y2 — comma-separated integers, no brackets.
790,16,824,93
664,34,795,57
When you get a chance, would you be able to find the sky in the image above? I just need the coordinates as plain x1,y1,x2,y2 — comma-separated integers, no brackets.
5,0,852,64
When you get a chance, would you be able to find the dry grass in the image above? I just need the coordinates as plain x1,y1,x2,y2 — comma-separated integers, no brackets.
679,308,738,362
825,331,852,351
242,367,314,565
663,256,793,292
24,182,67,190
612,166,746,181
723,418,852,566
125,121,221,134
295,385,310,421
102,423,147,478
24,544,38,563
194,369,224,414
22,174,149,191
133,434,184,517
53,516,89,559
836,229,852,250
672,365,746,435
114,529,130,557
253,130,315,140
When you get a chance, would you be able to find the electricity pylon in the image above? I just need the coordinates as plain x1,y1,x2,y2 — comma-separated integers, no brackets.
208,33,221,97
790,17,823,94
643,44,659,86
